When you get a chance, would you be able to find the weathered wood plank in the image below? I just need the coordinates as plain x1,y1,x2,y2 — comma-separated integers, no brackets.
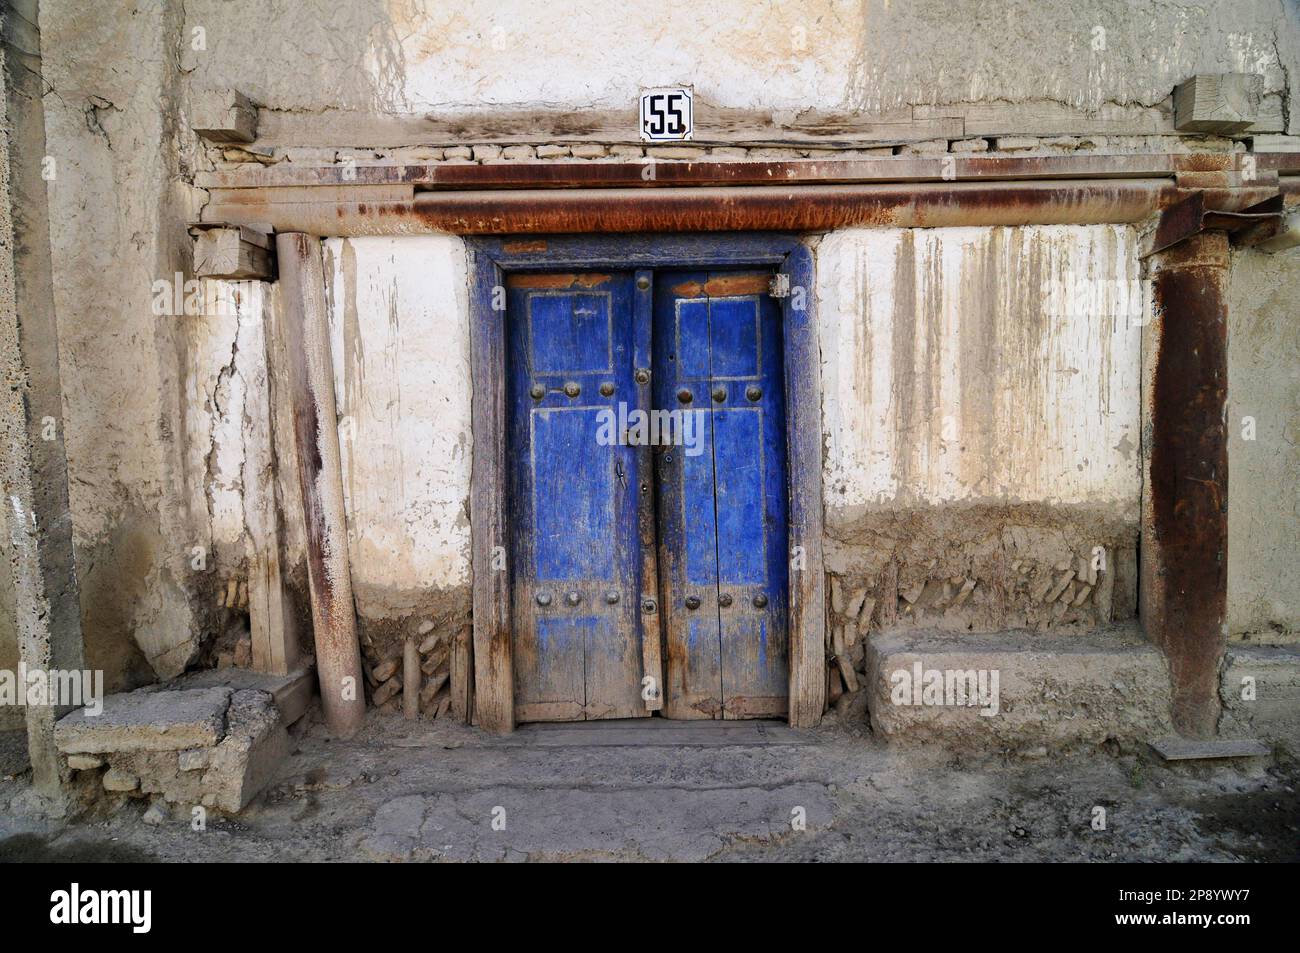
781,244,826,728
633,269,663,712
274,232,366,738
200,180,1175,236
468,252,514,732
251,104,960,149
450,624,473,722
196,153,1205,191
238,281,299,676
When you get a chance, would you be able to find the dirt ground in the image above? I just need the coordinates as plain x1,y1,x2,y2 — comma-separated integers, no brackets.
1,713,1296,863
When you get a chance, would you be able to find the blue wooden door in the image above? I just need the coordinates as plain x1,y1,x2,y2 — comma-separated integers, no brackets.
506,272,654,721
653,272,790,719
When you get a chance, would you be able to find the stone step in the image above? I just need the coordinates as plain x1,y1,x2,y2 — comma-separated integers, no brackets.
54,687,232,754
167,664,316,726
863,625,1173,750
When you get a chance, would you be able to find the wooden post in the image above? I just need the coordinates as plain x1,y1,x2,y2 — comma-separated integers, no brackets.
274,232,365,738
223,279,300,677
403,637,419,720
468,251,513,732
781,245,826,728
450,624,473,723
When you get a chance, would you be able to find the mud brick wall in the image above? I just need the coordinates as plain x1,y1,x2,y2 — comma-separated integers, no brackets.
818,226,1144,640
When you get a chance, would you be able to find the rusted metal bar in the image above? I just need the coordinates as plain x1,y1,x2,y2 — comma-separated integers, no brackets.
206,179,1176,236
1140,232,1231,739
275,232,366,739
1142,191,1284,257
196,151,1300,191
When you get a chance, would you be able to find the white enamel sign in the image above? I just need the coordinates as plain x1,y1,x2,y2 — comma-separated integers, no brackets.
639,87,693,142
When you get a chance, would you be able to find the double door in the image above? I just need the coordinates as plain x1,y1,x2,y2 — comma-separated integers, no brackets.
506,269,788,721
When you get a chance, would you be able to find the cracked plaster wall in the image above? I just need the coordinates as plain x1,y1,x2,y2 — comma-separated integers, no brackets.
39,1,208,688
25,0,1300,694
172,0,1298,131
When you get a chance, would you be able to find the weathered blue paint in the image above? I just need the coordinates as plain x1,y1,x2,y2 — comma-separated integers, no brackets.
467,234,826,730
714,289,790,711
654,270,789,718
528,292,614,374
532,406,614,580
507,273,645,720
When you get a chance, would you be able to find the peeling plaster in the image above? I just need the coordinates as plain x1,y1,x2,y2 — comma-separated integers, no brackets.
322,236,473,613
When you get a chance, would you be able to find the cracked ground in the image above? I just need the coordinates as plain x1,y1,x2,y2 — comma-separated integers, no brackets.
1,714,1296,863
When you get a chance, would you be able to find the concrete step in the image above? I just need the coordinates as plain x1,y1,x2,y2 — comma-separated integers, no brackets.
863,624,1173,750
54,687,231,754
54,686,289,812
168,664,316,726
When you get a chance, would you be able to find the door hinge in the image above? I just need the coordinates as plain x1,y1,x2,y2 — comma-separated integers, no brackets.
768,273,791,298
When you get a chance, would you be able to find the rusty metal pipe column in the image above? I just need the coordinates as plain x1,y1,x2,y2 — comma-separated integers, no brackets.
275,232,366,738
1140,231,1231,738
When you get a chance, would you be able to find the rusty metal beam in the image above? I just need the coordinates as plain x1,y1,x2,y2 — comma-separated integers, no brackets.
205,179,1177,236
275,232,366,739
1142,191,1284,257
1141,233,1231,739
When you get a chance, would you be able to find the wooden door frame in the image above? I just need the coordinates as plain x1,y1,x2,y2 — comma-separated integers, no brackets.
465,233,825,732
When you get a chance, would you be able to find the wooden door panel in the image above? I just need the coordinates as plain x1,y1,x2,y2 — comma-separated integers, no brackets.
654,273,722,718
655,271,789,719
507,273,646,721
712,292,789,717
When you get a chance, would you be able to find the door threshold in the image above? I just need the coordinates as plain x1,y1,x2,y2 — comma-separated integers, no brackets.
514,718,809,747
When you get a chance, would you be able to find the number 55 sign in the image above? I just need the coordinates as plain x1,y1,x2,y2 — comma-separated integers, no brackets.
639,87,693,142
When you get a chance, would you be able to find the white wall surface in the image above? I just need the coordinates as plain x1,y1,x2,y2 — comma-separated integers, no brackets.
818,225,1143,511
323,236,473,608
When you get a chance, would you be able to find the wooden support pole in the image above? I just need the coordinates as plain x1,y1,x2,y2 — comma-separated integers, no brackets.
403,638,419,720
1141,231,1231,738
211,278,301,677
274,232,365,738
781,245,826,728
468,251,512,732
